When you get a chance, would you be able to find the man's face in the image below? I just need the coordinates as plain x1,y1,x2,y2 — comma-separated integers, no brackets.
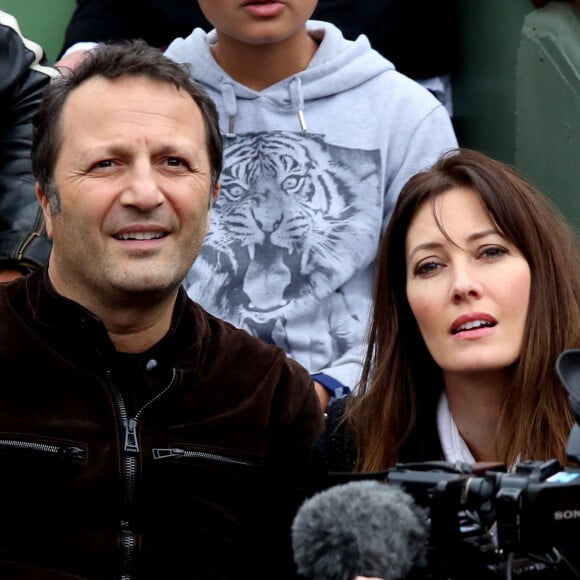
40,75,218,306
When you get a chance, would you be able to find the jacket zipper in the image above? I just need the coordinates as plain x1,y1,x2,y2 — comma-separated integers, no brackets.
152,447,256,467
0,439,85,460
15,206,45,261
119,519,137,580
106,367,177,580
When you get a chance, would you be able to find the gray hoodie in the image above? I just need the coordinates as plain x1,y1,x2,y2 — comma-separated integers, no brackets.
165,21,457,394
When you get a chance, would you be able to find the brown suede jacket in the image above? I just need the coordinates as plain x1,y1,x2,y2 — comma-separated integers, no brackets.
0,269,323,579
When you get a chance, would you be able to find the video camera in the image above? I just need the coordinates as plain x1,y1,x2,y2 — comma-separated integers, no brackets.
386,458,580,579
292,350,580,580
383,348,580,579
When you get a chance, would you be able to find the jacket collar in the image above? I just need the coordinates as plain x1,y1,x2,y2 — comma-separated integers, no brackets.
15,268,202,372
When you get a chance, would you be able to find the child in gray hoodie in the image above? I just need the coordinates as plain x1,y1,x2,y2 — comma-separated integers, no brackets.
164,0,457,408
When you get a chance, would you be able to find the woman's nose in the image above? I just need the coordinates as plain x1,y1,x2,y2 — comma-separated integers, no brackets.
450,265,482,303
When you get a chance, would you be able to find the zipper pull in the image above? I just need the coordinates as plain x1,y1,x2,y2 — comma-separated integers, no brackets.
152,448,185,460
123,418,139,454
59,445,86,460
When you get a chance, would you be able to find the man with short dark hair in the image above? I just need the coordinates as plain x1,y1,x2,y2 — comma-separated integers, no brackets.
0,39,323,579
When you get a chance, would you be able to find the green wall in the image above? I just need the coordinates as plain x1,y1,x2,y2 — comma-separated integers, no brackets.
452,0,534,164
515,2,580,229
453,0,580,228
1,0,76,62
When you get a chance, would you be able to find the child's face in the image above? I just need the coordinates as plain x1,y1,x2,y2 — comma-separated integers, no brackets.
197,0,317,46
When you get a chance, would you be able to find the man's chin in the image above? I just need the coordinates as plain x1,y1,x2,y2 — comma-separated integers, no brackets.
109,275,180,298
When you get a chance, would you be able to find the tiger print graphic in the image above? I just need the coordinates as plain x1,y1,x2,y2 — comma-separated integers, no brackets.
185,131,382,358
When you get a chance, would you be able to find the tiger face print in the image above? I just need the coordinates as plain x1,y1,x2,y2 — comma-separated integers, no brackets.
185,131,381,343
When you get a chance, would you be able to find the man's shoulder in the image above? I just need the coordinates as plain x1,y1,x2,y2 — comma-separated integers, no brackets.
184,299,321,425
189,299,276,345
0,271,33,302
187,298,308,375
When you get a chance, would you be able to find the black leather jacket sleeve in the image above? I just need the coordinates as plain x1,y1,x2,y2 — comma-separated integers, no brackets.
0,10,58,271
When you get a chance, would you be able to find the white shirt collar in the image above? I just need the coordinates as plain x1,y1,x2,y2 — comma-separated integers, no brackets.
436,390,475,464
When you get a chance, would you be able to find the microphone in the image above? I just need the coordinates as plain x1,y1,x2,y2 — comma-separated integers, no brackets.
292,480,428,580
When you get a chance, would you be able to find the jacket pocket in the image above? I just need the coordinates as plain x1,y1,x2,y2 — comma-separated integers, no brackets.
0,433,90,531
149,443,263,498
0,433,88,500
145,444,267,572
151,445,259,467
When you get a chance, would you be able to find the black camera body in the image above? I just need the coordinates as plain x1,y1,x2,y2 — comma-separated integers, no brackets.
386,458,580,579
369,348,580,579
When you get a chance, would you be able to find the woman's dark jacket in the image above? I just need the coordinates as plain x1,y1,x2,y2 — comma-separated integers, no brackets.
0,270,324,579
310,398,444,491
0,10,57,271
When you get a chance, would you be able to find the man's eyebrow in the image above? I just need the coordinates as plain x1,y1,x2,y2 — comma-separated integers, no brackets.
82,142,196,158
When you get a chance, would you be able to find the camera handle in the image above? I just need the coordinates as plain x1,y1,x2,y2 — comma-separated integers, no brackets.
555,349,580,464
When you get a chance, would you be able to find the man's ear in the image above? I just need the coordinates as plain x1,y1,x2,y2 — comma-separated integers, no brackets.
210,182,220,207
36,182,54,240
204,183,220,232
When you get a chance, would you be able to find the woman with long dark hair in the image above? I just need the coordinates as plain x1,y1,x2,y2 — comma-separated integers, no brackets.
316,148,580,476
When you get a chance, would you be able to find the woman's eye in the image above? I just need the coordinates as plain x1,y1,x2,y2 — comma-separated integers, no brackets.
480,246,508,259
414,261,442,276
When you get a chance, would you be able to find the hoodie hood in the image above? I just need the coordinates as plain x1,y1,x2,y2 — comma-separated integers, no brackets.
165,20,394,132
306,20,394,93
167,20,393,98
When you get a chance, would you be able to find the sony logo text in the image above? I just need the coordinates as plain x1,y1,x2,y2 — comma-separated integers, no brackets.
554,509,580,520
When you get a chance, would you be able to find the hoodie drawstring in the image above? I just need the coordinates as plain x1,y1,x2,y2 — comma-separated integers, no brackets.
220,78,308,134
289,77,308,132
221,83,238,136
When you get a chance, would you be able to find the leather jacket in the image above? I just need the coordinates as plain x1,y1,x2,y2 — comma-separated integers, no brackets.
0,270,323,579
0,10,57,271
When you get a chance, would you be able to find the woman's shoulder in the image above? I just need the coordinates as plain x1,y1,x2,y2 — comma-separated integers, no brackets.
310,398,357,485
325,398,350,438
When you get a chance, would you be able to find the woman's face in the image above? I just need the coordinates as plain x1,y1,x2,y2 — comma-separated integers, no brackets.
405,187,531,378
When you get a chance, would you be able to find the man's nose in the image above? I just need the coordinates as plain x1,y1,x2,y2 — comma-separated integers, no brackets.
119,164,164,210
